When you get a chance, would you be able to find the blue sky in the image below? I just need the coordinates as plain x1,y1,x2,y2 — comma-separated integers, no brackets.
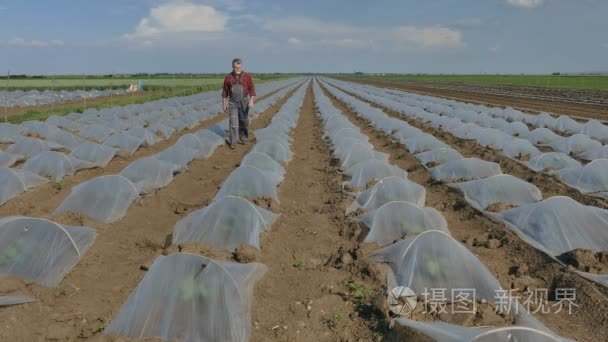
0,0,607,74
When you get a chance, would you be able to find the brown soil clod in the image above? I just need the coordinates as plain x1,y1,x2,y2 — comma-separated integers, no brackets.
557,249,608,274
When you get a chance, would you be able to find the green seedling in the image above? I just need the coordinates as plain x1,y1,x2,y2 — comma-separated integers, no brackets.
347,281,370,302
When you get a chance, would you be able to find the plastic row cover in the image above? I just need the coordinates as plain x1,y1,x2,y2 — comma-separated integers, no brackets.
430,158,502,183
0,168,49,207
0,295,37,307
0,150,23,168
369,230,561,338
557,159,608,197
0,216,96,287
494,196,608,256
414,148,463,167
23,151,95,182
359,201,448,246
7,137,64,158
119,157,176,194
173,196,279,250
54,175,140,223
105,253,267,341
347,176,426,214
453,175,543,211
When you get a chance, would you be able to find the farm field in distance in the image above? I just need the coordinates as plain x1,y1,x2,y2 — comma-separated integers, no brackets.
0,74,290,91
351,74,608,90
342,74,608,121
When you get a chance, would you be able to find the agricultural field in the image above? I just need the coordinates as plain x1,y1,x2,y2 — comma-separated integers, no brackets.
0,74,289,91
344,75,608,120
1,76,608,342
1,75,288,124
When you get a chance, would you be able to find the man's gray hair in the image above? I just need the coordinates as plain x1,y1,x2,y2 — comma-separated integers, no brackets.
232,58,242,67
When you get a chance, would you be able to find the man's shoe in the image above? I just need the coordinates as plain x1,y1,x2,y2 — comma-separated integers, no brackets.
229,144,236,149
238,139,247,145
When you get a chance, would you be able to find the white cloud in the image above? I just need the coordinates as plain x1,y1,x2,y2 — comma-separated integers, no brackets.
125,2,228,39
490,45,501,53
506,0,544,8
287,37,302,45
7,37,64,48
260,17,463,51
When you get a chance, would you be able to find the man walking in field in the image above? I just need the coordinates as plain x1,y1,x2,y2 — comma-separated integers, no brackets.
222,58,256,148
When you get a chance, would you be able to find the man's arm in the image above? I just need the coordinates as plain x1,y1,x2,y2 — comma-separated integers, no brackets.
221,75,230,112
246,74,256,108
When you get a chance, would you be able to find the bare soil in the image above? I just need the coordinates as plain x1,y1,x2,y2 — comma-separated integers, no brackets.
346,78,608,121
320,82,608,342
251,84,387,341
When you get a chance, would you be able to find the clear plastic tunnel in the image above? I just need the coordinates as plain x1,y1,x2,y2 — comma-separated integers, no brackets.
557,159,608,197
345,160,407,189
0,151,22,168
173,196,279,250
79,124,115,143
252,140,293,163
495,196,608,256
104,253,267,341
452,174,542,211
414,148,464,167
500,138,542,160
103,133,144,158
54,175,140,223
0,168,49,206
430,158,502,183
347,176,426,214
551,133,603,157
0,295,36,307
526,152,581,173
69,142,117,168
369,230,503,301
6,137,64,158
215,165,280,201
119,157,176,194
241,152,286,183
22,151,80,182
359,202,448,246
0,216,96,287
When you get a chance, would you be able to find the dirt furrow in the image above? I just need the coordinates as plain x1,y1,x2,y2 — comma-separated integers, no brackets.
0,86,297,342
251,83,385,341
319,82,608,342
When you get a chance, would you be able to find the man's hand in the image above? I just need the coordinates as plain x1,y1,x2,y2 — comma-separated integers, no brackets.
248,99,254,110
222,99,228,112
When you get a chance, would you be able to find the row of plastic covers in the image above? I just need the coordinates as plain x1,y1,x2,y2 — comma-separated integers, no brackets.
0,78,300,211
330,79,608,200
104,80,310,341
53,81,304,224
1,88,126,108
317,78,568,341
314,81,448,246
325,78,608,289
0,79,301,297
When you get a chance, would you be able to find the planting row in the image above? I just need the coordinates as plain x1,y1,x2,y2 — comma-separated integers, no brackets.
0,80,301,304
0,79,299,207
103,80,310,341
315,78,569,341
323,78,608,288
342,81,608,200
